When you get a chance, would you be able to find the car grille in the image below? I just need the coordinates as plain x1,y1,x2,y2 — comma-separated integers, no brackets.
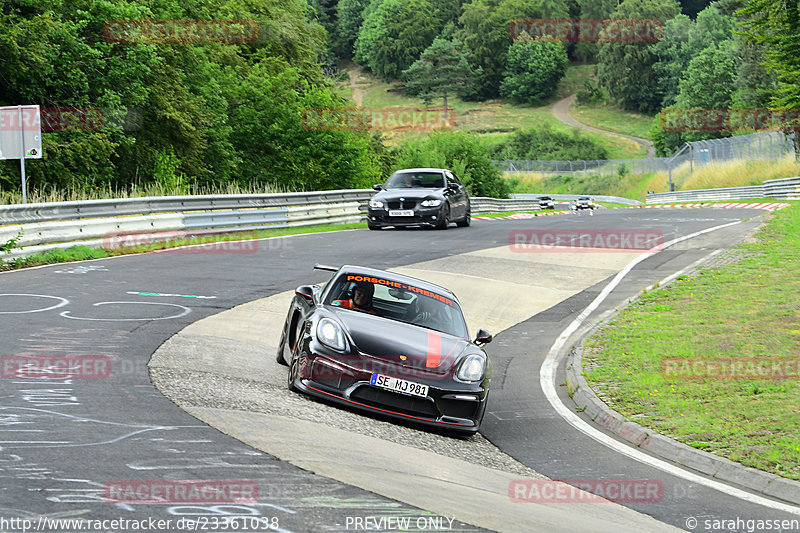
387,200,417,210
351,386,439,417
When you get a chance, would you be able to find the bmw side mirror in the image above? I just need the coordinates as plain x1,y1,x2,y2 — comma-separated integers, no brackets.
447,183,459,190
295,285,314,301
474,329,493,345
372,184,383,191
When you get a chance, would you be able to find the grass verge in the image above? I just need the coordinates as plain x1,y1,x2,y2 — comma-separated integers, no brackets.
583,202,800,480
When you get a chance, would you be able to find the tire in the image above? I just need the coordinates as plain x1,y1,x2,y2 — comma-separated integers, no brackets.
436,204,450,230
287,351,300,391
456,206,471,227
287,335,302,392
367,222,379,230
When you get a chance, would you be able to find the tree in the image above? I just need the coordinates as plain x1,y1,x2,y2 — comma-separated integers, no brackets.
0,0,379,195
572,0,618,62
652,6,735,108
353,0,439,81
402,34,479,118
596,0,681,113
335,0,371,57
651,41,738,154
457,0,569,100
500,35,568,104
738,0,800,156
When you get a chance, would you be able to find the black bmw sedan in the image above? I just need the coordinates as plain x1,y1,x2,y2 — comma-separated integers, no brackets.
366,168,471,230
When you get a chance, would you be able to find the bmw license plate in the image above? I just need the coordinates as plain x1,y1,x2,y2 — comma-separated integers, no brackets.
370,373,428,398
389,209,414,217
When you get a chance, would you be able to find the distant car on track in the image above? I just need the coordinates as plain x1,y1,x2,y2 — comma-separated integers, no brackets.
276,264,493,434
571,196,595,214
366,168,471,230
539,196,555,209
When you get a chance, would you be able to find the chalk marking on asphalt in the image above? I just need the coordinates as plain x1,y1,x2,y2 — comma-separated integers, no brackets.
0,294,69,314
60,302,191,321
541,220,800,515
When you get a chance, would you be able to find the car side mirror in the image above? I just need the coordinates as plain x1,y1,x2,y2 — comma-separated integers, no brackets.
474,328,492,345
372,184,383,191
447,183,459,191
295,285,314,301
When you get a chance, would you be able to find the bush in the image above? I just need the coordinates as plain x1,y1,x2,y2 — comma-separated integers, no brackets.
490,125,609,161
576,81,606,105
393,131,509,198
500,36,568,104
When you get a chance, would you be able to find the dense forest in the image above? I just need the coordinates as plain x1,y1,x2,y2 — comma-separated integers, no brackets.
0,0,797,198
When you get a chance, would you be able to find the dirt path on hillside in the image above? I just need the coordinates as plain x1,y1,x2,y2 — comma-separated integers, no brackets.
348,65,364,107
551,94,655,157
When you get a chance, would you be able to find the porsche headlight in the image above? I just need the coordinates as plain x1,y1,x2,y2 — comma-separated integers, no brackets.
317,318,345,351
457,353,486,381
421,199,442,207
369,199,384,208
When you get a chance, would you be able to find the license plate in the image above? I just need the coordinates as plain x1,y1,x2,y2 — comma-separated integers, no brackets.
389,209,414,217
370,373,429,398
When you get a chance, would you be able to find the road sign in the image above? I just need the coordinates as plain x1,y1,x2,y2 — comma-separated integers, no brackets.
0,105,42,160
0,105,43,203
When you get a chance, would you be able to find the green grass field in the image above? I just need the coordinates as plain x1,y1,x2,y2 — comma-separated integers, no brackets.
583,202,800,480
347,63,647,160
570,104,654,140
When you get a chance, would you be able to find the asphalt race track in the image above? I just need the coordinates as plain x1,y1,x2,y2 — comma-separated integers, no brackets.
1,207,798,532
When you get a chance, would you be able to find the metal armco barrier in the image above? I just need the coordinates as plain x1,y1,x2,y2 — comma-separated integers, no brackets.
510,193,642,206
646,176,800,204
0,191,550,259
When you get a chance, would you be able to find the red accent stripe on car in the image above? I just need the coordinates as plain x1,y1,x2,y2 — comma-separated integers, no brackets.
426,331,441,368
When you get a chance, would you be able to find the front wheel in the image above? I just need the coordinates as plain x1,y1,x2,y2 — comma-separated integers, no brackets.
456,206,471,227
436,205,450,230
287,348,300,391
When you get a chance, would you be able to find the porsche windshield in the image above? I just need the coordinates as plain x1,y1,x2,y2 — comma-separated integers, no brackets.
325,274,468,338
384,172,444,189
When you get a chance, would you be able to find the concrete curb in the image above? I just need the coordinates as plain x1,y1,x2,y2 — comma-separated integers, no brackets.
564,280,800,507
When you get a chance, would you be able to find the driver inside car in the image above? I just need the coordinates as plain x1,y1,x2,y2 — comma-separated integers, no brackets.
413,296,449,332
332,282,376,314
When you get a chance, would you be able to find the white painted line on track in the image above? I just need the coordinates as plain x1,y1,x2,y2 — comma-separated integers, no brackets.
540,220,800,515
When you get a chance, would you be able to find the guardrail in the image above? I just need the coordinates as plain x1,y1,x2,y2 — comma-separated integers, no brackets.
511,193,643,206
646,176,800,204
0,191,554,260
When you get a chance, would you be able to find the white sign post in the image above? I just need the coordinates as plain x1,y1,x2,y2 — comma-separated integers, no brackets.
0,105,43,203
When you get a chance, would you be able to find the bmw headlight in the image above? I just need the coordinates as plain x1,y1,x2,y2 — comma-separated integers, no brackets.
317,318,345,351
457,353,486,381
421,199,442,207
369,199,384,208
